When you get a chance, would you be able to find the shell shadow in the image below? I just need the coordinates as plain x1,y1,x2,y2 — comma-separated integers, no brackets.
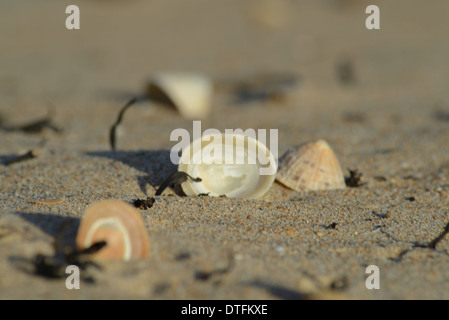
86,150,178,196
8,212,80,277
0,151,37,166
14,212,80,248
434,110,449,122
243,280,305,300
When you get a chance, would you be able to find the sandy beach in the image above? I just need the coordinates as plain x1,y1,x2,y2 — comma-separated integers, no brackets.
1,0,449,299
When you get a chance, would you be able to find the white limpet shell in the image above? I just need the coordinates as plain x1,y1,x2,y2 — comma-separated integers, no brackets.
276,139,346,192
76,201,150,261
178,133,277,199
148,72,213,119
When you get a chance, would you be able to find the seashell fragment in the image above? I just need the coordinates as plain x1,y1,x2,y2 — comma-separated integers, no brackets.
276,140,345,191
178,133,277,199
76,201,150,261
147,72,213,119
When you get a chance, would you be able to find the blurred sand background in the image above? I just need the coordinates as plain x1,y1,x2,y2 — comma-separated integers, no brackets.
1,0,449,299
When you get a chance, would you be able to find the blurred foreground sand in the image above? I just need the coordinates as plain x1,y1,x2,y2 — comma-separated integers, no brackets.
0,0,449,299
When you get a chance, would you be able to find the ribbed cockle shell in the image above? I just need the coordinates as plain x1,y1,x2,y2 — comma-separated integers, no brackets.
276,140,345,191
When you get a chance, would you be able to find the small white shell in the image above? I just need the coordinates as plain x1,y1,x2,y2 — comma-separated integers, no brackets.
178,133,277,199
148,72,212,119
276,139,345,191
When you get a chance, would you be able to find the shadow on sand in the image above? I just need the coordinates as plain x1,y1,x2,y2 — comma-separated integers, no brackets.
86,149,181,196
14,212,80,246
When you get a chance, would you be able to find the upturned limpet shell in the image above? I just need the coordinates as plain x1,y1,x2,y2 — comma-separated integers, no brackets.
178,133,277,199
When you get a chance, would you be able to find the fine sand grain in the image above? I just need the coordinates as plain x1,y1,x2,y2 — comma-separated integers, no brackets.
1,0,449,299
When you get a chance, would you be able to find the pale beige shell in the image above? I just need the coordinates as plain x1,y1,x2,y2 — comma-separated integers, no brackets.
178,133,277,199
76,201,150,261
147,72,212,119
276,140,345,191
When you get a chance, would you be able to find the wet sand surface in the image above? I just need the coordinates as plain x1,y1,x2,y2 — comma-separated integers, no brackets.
1,0,449,299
